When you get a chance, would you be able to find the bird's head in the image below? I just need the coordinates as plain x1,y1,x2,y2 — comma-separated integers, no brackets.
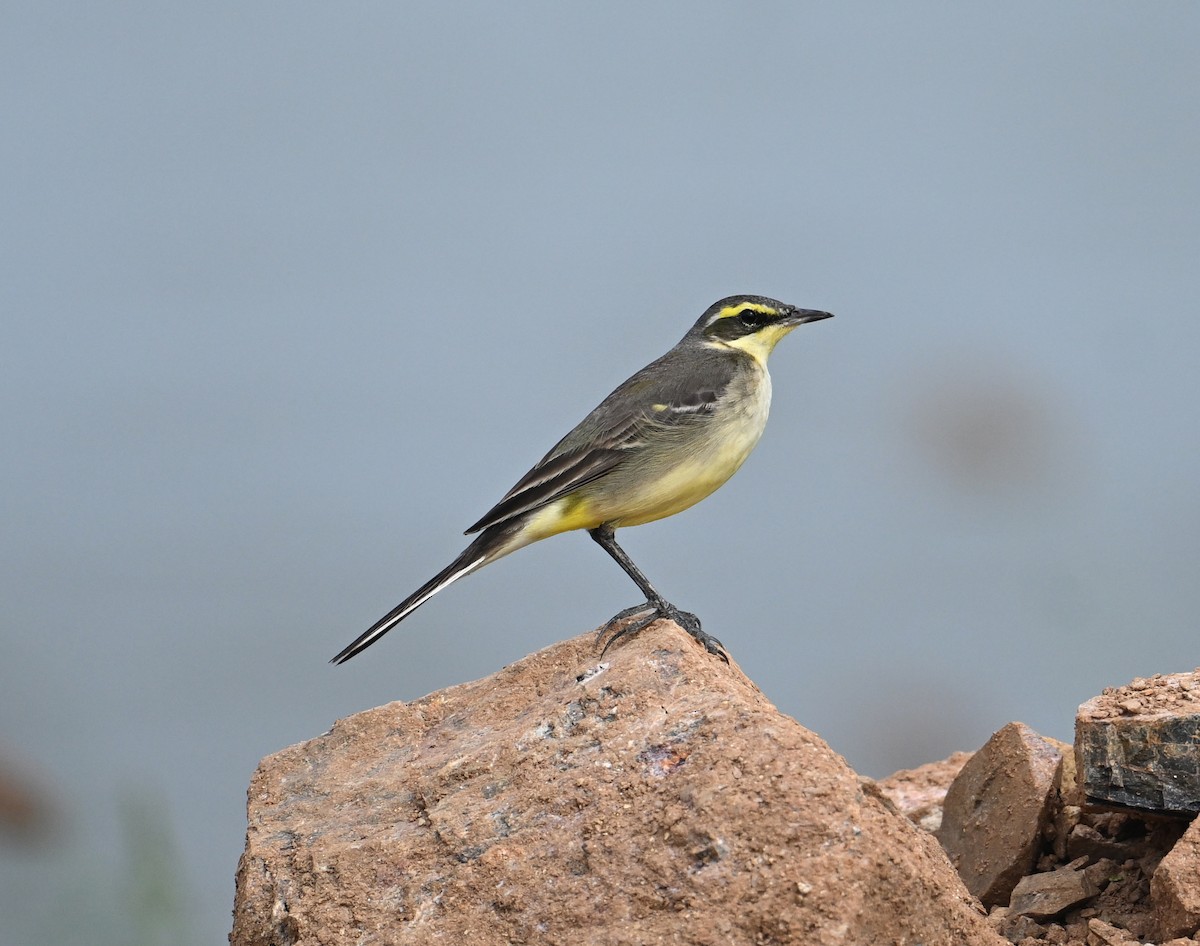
691,295,833,363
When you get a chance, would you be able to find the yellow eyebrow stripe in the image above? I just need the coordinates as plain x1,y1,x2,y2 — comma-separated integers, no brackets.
714,302,778,321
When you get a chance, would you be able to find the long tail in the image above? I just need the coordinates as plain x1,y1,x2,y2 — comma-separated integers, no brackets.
330,527,515,664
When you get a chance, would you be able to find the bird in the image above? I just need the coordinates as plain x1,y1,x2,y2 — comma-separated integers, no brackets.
332,294,833,665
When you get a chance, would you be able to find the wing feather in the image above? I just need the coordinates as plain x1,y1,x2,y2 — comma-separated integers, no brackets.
464,346,736,534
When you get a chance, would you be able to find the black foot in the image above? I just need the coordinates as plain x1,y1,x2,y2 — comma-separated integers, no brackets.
596,600,728,662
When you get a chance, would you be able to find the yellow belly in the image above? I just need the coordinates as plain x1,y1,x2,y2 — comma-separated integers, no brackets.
605,434,761,527
524,362,772,535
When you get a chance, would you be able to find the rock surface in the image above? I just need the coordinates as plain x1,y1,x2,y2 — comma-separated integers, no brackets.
914,675,1200,946
875,751,971,833
1076,671,1200,815
1152,815,1200,940
231,623,1001,946
936,721,1064,908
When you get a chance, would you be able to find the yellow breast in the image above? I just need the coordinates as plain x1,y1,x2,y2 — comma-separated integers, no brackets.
603,361,772,528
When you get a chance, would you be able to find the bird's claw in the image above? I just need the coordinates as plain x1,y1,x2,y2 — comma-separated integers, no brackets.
596,601,728,663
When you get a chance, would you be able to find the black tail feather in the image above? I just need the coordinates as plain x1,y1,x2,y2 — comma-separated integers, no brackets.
331,530,504,664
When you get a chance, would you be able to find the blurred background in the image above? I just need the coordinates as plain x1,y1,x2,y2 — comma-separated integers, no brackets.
2,3,1197,942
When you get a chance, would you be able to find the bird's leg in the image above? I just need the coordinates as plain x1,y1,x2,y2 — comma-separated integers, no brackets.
588,525,727,661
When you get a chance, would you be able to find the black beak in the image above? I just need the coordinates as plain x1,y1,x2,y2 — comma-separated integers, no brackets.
785,308,834,326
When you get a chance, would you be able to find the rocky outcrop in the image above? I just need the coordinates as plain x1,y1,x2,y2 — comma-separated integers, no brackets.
936,722,1065,907
1076,671,1200,815
921,674,1200,946
230,622,1001,946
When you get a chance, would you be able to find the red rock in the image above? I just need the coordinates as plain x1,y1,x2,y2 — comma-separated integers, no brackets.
877,751,973,833
1152,815,1200,940
230,623,1004,945
936,722,1063,907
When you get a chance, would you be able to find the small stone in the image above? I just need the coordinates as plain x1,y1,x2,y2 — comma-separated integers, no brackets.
1118,699,1143,715
1086,916,1135,944
1066,821,1148,863
996,912,1046,942
1081,857,1120,890
1009,865,1099,920
1043,923,1069,944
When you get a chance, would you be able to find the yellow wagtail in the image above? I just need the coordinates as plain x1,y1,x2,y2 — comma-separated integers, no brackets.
333,294,833,664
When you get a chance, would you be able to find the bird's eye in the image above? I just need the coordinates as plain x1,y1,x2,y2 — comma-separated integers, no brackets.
738,309,774,328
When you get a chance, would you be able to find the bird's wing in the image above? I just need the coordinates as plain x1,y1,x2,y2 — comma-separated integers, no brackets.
464,356,730,535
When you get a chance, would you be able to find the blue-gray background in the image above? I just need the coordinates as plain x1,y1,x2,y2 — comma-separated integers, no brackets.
3,4,1197,942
